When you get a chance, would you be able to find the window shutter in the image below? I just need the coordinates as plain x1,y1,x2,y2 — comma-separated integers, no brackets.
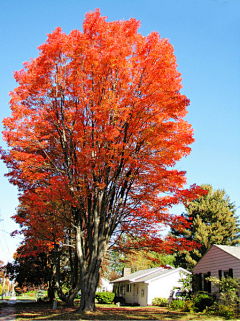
207,272,211,293
218,270,223,293
199,273,203,291
229,268,233,278
192,274,198,293
218,270,223,280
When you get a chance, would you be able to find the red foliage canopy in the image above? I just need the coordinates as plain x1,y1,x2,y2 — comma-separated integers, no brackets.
1,9,205,311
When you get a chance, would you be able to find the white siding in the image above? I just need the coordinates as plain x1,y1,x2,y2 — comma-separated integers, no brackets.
193,245,240,279
147,270,187,305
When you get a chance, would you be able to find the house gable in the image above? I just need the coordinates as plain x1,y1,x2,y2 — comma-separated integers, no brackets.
147,268,188,305
193,245,240,295
145,267,191,284
193,245,240,277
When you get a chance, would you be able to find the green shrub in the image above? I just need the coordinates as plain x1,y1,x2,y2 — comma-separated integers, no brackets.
169,293,215,313
180,300,194,312
208,302,236,319
218,305,235,319
169,299,186,310
207,276,240,318
208,276,240,307
192,292,215,312
95,291,115,304
152,297,168,307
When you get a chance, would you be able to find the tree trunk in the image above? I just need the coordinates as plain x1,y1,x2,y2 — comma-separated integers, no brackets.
77,261,101,312
47,286,55,303
66,296,75,307
77,276,99,312
78,289,96,312
65,286,81,306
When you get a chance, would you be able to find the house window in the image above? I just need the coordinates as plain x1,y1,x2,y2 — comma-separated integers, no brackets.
114,285,118,295
126,284,131,292
195,273,211,293
219,269,233,279
224,268,233,278
120,285,123,295
141,289,144,297
219,269,234,293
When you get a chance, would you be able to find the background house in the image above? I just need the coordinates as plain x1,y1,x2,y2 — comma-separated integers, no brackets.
97,277,113,292
193,244,240,294
112,266,190,306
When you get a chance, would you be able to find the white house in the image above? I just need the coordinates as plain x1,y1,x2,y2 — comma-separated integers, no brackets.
111,266,190,306
193,244,240,294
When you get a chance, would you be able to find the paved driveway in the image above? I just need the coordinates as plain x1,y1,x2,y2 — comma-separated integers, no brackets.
0,299,37,320
0,300,16,320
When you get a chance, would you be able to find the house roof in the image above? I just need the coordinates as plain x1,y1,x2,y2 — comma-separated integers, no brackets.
111,267,161,283
133,267,174,283
134,267,190,283
214,244,240,260
112,266,190,284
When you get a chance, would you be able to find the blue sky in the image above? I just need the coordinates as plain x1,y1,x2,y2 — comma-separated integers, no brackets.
0,0,239,264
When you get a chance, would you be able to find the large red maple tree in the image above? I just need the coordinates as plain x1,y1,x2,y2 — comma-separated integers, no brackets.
1,9,204,311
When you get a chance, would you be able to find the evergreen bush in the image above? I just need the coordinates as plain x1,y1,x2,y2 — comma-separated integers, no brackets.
192,292,214,312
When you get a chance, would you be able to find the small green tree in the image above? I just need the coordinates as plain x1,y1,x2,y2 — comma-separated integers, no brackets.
178,271,192,297
207,276,240,319
208,276,240,307
171,185,240,269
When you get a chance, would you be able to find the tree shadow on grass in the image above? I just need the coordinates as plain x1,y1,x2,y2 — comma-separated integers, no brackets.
1,302,226,320
9,305,210,320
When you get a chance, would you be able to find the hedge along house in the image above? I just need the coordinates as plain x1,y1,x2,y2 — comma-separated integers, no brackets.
111,266,191,306
193,245,239,295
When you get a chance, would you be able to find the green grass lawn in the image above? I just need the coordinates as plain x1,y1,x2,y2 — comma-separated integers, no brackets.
0,301,236,320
